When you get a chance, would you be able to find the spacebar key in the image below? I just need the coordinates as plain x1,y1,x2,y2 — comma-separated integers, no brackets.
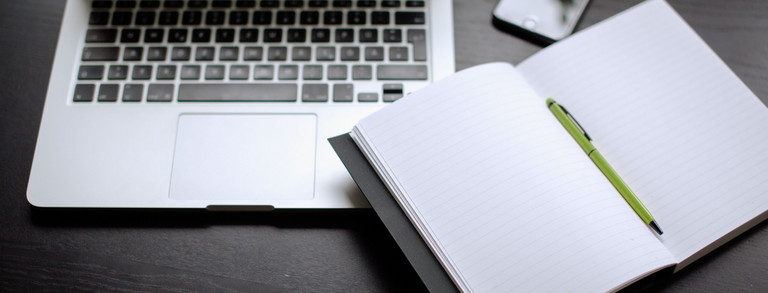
377,65,428,80
178,84,298,102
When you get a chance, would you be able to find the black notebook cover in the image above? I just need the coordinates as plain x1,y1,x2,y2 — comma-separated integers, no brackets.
329,133,459,293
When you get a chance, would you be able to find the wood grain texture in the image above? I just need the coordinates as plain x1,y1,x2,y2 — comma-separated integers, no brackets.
1,0,767,292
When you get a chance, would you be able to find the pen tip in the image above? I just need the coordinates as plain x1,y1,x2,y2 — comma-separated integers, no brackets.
650,221,663,235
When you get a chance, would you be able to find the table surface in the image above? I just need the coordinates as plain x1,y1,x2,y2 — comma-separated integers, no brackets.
2,0,768,291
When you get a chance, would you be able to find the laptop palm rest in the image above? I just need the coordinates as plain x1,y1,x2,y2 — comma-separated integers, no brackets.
169,114,317,201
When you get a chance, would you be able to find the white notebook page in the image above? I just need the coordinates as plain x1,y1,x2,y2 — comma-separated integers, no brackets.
353,63,675,292
518,0,768,268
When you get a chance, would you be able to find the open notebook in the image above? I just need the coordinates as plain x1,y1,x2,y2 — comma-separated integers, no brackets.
345,0,768,291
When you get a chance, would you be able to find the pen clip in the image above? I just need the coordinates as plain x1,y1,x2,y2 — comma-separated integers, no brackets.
559,105,592,141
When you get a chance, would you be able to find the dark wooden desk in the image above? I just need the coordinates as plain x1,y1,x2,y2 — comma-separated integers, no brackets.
2,0,767,291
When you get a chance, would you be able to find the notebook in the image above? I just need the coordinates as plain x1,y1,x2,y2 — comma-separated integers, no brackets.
343,0,768,291
27,0,455,209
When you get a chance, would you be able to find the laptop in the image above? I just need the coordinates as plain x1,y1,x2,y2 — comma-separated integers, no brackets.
27,0,455,209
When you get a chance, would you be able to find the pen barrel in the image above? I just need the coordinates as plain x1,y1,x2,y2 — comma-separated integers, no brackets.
589,150,655,224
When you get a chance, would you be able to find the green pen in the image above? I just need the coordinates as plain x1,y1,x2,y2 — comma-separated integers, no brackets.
546,98,663,235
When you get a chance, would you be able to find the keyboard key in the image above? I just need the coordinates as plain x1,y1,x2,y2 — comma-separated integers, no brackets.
243,47,264,60
92,1,113,8
205,65,225,80
364,47,383,61
285,0,304,7
85,29,117,43
89,11,110,25
383,29,401,42
216,28,236,42
381,0,400,8
188,0,208,8
383,83,404,101
98,84,119,102
108,65,129,80
408,29,427,61
261,0,279,7
180,65,202,80
316,46,335,61
116,0,137,8
347,11,366,24
372,11,390,25
220,46,239,60
111,11,133,25
377,65,427,80
178,84,298,101
253,65,274,80
122,84,143,102
240,28,259,42
300,11,319,24
120,28,140,43
302,84,328,102
82,47,120,61
156,65,177,79
352,65,372,80
287,29,307,42
236,0,256,7
159,11,179,25
263,29,282,42
144,29,164,43
135,11,156,25
168,28,188,42
206,11,226,25
147,84,174,102
171,47,191,60
78,65,104,80
182,11,203,25
164,0,184,8
147,47,167,61
389,46,407,61
335,29,353,42
192,29,212,42
333,84,354,102
292,47,311,61
357,93,378,102
395,12,425,24
73,84,95,102
230,11,249,24
277,11,296,25
324,11,342,25
140,0,161,8
212,0,233,8
229,65,250,80
132,65,153,80
359,29,377,42
327,65,347,80
340,47,359,61
278,65,299,80
303,65,323,80
268,47,288,61
253,11,272,24
123,47,143,61
308,0,329,7
311,29,330,42
356,0,375,8
333,0,352,7
405,0,425,7
195,47,215,61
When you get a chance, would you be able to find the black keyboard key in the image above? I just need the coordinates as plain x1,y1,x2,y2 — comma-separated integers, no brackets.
287,29,306,42
116,0,137,8
359,29,377,42
347,11,366,24
377,65,427,80
276,11,296,25
92,1,113,8
300,11,319,24
268,46,288,61
253,11,272,24
168,28,188,42
236,0,256,7
381,0,400,7
358,92,378,102
230,11,249,24
311,29,330,42
205,65,225,80
371,11,389,25
156,65,177,80
159,11,179,25
292,47,311,61
192,29,212,42
206,11,225,25
108,65,129,80
333,84,353,102
364,46,383,61
195,47,215,60
240,29,259,42
383,29,401,42
261,0,279,7
333,1,352,7
219,46,239,60
122,84,143,102
253,65,274,79
278,65,299,80
327,65,346,80
389,46,407,61
212,0,233,8
302,84,328,102
147,84,174,102
356,0,375,7
120,29,140,43
317,47,335,61
352,65,372,80
407,29,427,61
78,65,104,80
308,1,328,8
164,0,184,8
340,47,359,61
132,65,153,80
285,0,304,7
182,11,203,24
73,84,95,102
303,65,323,80
229,65,249,80
123,47,143,61
82,47,120,61
263,29,282,42
144,29,164,42
89,12,110,25
140,0,161,8
395,12,425,24
243,47,264,60
335,29,353,42
178,84,299,102
147,47,167,61
171,47,191,60
135,11,156,25
86,29,117,43
98,84,119,102
188,0,208,8
216,28,235,42
180,65,201,80
111,11,133,25
405,1,424,7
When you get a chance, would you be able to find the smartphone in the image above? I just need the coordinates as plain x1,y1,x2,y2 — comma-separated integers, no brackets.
492,0,590,45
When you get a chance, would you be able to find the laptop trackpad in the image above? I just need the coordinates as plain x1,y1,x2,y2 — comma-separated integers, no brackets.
169,114,317,201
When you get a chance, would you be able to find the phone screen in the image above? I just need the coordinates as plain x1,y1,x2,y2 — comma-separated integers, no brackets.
493,0,589,42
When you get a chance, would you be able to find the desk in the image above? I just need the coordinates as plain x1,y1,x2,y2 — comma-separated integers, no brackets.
2,0,767,291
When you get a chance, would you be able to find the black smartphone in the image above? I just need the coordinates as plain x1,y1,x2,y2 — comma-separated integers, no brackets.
492,0,590,46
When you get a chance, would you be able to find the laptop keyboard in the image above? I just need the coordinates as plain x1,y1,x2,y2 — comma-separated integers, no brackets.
74,0,429,103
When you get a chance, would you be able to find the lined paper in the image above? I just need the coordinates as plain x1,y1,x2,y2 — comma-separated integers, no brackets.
518,0,768,268
353,63,675,292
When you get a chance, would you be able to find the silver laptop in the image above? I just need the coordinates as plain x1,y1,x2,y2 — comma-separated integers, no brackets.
28,0,454,209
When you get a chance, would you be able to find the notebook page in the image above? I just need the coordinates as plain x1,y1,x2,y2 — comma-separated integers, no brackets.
518,0,768,268
353,63,675,292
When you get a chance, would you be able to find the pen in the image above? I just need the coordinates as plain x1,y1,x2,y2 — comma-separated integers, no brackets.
546,98,663,235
